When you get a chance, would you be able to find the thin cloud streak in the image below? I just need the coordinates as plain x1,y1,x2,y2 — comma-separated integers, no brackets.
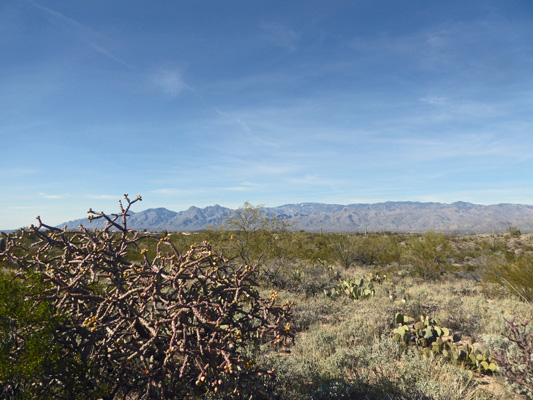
221,182,263,192
86,194,121,200
39,193,64,199
89,44,133,69
28,1,103,37
214,109,280,148
28,1,131,69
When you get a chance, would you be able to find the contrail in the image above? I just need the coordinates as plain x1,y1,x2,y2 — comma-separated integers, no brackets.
27,1,133,69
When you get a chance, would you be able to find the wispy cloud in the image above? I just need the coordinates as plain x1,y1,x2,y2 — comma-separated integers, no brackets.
151,69,189,96
3,168,39,178
286,175,339,186
378,132,533,168
38,192,64,199
260,22,299,52
221,182,262,192
28,1,100,36
346,16,530,79
151,188,185,196
419,96,448,106
216,109,252,133
86,194,120,200
232,161,294,176
411,187,533,206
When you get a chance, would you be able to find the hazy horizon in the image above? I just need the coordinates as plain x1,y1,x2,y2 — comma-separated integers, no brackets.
4,199,533,231
2,1,533,229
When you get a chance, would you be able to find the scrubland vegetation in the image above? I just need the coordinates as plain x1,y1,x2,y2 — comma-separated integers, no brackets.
1,198,532,399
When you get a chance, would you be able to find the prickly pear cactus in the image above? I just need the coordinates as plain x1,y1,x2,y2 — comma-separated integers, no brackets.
325,277,379,301
391,313,497,375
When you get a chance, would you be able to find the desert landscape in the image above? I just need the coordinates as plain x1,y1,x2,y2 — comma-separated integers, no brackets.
1,200,532,399
3,1,532,398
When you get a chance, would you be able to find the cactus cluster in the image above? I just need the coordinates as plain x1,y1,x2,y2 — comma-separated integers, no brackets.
365,272,387,284
443,343,498,374
393,313,497,375
387,287,410,303
393,313,452,347
324,277,376,301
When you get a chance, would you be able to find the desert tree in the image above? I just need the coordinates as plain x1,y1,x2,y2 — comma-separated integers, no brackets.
224,202,289,266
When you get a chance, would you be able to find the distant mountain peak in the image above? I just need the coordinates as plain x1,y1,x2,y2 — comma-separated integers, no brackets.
58,201,533,234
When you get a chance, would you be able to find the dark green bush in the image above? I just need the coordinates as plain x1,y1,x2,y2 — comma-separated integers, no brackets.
0,271,104,399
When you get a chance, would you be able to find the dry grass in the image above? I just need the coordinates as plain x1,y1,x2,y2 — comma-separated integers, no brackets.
258,234,533,399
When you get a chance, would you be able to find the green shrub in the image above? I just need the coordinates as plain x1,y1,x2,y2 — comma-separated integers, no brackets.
483,253,533,302
327,234,387,268
260,259,338,297
222,202,289,265
507,226,522,238
406,232,452,279
0,271,103,399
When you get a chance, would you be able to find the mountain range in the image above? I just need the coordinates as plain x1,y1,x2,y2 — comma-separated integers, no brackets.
58,201,533,234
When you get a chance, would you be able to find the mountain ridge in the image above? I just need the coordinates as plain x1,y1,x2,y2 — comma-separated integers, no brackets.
58,201,533,234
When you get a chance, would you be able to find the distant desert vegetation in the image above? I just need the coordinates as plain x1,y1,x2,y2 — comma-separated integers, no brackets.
1,200,532,399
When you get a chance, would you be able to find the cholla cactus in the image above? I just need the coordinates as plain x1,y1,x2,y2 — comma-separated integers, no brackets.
1,195,292,399
494,316,533,398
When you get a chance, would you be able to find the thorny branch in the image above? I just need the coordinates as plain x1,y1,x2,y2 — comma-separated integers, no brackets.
493,316,533,397
1,195,292,399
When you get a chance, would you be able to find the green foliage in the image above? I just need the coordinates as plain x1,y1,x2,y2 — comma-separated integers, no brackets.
327,234,361,269
368,233,403,266
446,343,498,375
0,271,103,399
259,259,338,297
406,232,452,279
507,226,522,237
483,252,533,302
1,196,292,399
223,202,289,265
365,271,387,284
326,233,399,269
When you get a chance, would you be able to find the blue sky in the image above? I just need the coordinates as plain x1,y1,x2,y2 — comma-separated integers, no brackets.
2,1,533,229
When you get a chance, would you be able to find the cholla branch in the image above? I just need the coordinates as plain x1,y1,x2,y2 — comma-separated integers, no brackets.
493,316,533,398
0,196,292,399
